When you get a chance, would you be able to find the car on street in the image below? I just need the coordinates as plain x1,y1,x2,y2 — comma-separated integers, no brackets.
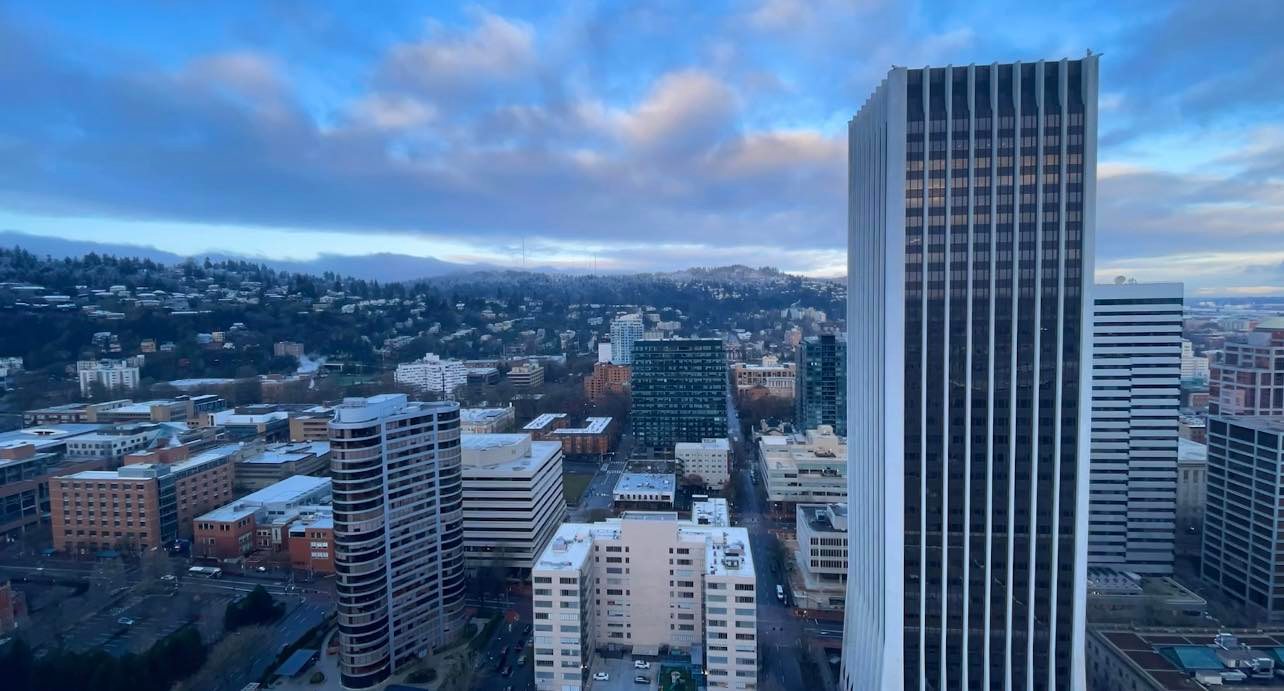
634,675,650,684
500,665,512,677
117,617,135,625
517,654,527,666
592,672,610,681
634,660,650,669
160,574,176,581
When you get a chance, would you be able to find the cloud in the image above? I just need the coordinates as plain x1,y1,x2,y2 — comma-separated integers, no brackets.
379,10,536,95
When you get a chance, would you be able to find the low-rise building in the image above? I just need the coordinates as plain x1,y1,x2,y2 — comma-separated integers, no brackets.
508,362,545,390
23,400,132,426
1085,566,1207,625
288,406,334,442
0,580,28,632
792,503,847,611
757,426,847,506
674,438,731,488
62,424,179,462
730,356,795,399
193,475,332,560
287,513,335,574
461,434,564,571
1087,628,1282,690
206,408,290,442
235,441,331,490
612,473,676,511
274,341,305,358
523,413,568,440
549,417,617,456
460,407,516,434
531,498,756,691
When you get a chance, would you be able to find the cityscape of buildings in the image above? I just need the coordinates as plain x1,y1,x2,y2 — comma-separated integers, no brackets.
0,26,1276,691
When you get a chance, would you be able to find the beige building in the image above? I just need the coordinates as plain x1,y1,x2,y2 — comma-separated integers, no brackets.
508,363,545,390
729,356,795,399
461,433,565,571
288,406,334,442
757,426,846,505
674,438,731,488
461,407,517,434
1176,437,1208,557
532,499,757,691
792,503,847,611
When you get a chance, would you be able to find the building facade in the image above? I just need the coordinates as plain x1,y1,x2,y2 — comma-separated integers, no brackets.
193,475,332,560
674,437,731,488
730,357,796,399
460,407,516,434
632,338,728,457
393,354,468,396
1209,318,1284,416
508,363,545,390
758,427,847,506
76,359,141,397
329,394,466,689
794,503,849,611
1088,282,1182,575
234,441,330,491
1175,438,1207,557
609,313,644,365
1201,416,1284,621
460,434,565,571
843,57,1098,690
583,362,630,403
531,499,756,691
549,417,617,456
795,334,847,436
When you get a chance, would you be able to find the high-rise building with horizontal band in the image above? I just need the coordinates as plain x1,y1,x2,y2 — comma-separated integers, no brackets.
330,394,466,689
843,56,1098,691
631,338,728,457
795,333,847,436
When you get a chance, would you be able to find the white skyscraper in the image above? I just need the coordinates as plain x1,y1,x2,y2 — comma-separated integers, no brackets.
1088,282,1183,575
330,394,466,689
609,313,644,365
844,57,1098,690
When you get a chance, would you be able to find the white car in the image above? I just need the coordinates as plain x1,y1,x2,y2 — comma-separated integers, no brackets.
117,617,135,626
633,660,651,670
592,672,610,681
160,574,177,581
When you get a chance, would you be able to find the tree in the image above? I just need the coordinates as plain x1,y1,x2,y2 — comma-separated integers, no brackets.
224,585,284,631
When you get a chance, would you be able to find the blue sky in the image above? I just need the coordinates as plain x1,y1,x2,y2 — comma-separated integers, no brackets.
1,1,1282,294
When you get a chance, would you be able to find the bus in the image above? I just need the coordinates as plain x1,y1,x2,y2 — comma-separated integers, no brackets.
188,566,223,578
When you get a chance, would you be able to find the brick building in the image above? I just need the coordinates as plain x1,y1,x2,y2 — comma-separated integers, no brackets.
583,362,630,403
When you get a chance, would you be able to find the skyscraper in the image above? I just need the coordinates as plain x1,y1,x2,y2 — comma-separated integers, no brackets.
1088,282,1182,575
330,394,466,689
843,57,1098,690
795,333,847,435
631,338,728,457
609,313,645,365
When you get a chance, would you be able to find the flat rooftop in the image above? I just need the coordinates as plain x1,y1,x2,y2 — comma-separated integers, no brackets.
552,417,612,435
676,438,730,452
1092,628,1284,690
523,413,567,430
614,472,676,494
241,441,329,465
1178,438,1207,463
199,475,331,522
460,407,511,421
462,434,561,472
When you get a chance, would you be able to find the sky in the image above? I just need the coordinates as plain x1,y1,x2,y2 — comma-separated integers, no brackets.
0,1,1281,294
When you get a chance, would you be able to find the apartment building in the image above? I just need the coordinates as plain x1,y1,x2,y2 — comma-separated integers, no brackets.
609,313,645,365
795,334,846,436
460,407,516,434
793,503,848,611
674,438,731,489
549,417,617,456
757,427,846,506
461,434,565,571
632,338,728,457
730,357,795,399
273,341,305,358
531,499,757,691
583,362,630,403
1209,317,1284,416
508,363,545,390
394,353,468,395
234,441,330,490
524,413,569,440
330,394,466,689
76,358,141,397
193,475,331,559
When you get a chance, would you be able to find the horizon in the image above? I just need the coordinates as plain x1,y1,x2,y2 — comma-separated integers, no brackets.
1,2,1281,293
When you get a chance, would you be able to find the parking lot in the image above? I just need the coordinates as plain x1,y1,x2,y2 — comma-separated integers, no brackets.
65,590,233,656
587,655,658,691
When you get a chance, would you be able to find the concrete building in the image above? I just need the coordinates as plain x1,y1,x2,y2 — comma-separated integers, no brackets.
674,438,731,488
62,424,174,462
193,475,332,559
1089,282,1182,575
758,427,846,506
1209,317,1284,416
611,473,676,511
330,394,466,689
1181,339,1210,382
0,443,61,540
1084,567,1206,626
460,407,516,434
531,498,756,691
730,357,795,399
843,57,1098,689
793,503,848,611
508,363,545,390
1201,416,1284,620
1176,438,1208,557
51,444,236,552
273,341,305,358
288,406,334,442
549,417,617,456
76,358,141,397
523,413,568,440
23,400,133,426
795,334,846,436
393,354,468,396
206,408,290,442
460,434,565,571
609,313,644,365
583,362,630,403
632,338,728,458
1180,415,1207,444
234,441,331,490
1087,628,1283,690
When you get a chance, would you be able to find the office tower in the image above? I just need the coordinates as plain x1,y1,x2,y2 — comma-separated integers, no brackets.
631,338,728,457
1209,318,1284,415
1201,416,1284,620
609,313,645,365
531,498,755,691
1180,339,1210,382
844,57,1098,690
1088,282,1182,575
460,433,565,572
795,334,847,435
330,394,466,689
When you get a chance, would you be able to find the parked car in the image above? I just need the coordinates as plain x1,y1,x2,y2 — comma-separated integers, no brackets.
159,574,177,581
634,675,650,684
634,660,651,669
592,672,610,681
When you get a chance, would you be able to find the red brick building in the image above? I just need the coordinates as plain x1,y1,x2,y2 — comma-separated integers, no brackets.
584,362,630,403
550,417,618,456
288,516,335,574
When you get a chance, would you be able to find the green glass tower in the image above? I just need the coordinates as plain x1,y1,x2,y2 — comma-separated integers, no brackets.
795,333,846,436
631,338,728,457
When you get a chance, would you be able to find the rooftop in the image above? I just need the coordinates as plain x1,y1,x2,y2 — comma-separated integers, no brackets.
198,475,331,523
461,434,561,472
614,472,676,494
1179,438,1208,463
676,438,730,452
552,417,612,435
1092,628,1284,690
241,441,330,465
460,407,512,422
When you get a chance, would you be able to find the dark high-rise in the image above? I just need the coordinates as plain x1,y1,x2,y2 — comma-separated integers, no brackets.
631,338,728,457
795,333,847,435
842,56,1098,691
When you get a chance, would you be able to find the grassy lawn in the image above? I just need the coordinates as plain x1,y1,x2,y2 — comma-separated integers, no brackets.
562,472,594,505
658,666,694,691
